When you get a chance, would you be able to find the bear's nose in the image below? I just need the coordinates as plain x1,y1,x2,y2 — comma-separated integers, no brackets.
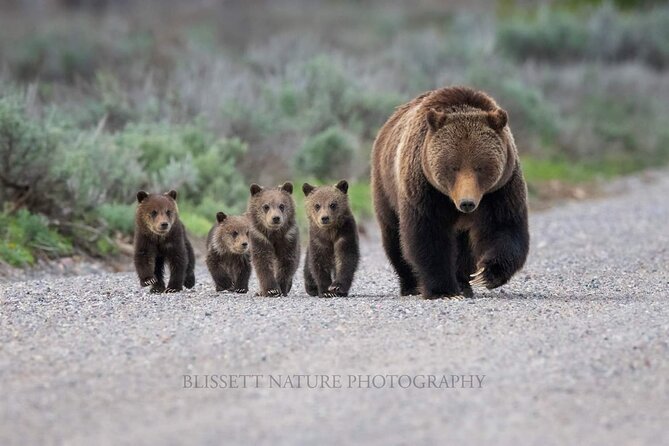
160,222,170,229
321,216,330,224
459,199,477,213
272,216,281,224
241,242,249,248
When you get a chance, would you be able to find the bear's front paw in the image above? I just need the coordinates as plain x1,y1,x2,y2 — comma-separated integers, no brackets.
234,288,248,294
469,262,510,290
164,287,183,293
255,288,281,297
150,283,166,293
323,284,347,298
141,277,157,287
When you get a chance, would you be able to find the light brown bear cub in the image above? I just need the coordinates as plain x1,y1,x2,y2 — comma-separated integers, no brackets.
134,190,196,293
303,180,360,297
206,212,252,293
247,182,300,296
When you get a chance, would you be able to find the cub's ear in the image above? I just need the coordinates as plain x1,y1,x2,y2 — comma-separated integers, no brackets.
426,109,448,132
216,212,227,223
487,108,508,132
136,191,149,203
302,183,315,197
281,182,293,195
166,190,178,201
335,179,349,194
250,184,263,196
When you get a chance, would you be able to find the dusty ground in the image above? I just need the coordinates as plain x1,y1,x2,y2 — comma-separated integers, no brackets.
1,173,668,445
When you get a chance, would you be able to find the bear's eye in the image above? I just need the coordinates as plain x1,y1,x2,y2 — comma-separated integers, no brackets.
451,166,460,172
474,166,483,173
315,204,321,211
246,231,249,236
150,210,158,218
166,210,172,217
232,231,238,238
329,203,337,210
279,204,285,212
263,204,270,212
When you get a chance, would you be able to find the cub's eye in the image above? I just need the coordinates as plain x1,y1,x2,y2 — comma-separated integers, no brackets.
166,210,172,217
451,166,460,172
279,204,285,212
315,204,321,211
474,166,483,173
150,210,158,218
232,231,238,238
246,231,249,236
263,204,270,212
329,203,337,210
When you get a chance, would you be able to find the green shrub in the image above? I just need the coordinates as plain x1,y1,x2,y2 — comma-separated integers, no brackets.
0,210,72,266
98,203,136,234
0,94,62,215
295,126,356,180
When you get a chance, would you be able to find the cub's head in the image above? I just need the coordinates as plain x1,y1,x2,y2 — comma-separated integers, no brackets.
212,212,250,255
302,180,350,229
423,107,514,213
136,190,179,236
248,182,295,231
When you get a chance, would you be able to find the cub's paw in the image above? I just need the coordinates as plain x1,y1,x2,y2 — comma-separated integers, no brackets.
150,283,166,294
322,284,347,298
164,287,183,293
421,293,464,301
255,288,281,297
234,288,248,294
141,277,157,287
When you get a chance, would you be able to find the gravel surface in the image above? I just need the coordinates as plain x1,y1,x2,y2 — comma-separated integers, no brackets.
2,174,668,446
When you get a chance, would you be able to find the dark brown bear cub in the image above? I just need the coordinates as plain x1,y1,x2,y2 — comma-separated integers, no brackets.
302,180,360,298
206,212,252,293
247,182,300,297
134,190,196,293
371,86,529,299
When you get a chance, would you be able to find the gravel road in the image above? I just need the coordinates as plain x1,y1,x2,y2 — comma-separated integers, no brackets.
2,174,668,446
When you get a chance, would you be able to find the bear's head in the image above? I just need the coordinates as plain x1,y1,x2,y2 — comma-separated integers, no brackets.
302,180,350,229
248,182,295,231
136,190,179,236
422,107,515,213
211,212,251,255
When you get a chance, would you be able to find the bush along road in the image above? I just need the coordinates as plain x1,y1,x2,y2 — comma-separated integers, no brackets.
1,174,668,445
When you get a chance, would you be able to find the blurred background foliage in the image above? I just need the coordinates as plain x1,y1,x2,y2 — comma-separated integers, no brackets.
1,0,668,266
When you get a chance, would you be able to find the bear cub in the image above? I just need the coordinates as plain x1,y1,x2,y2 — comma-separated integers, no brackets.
205,212,252,293
303,180,360,297
134,190,196,293
247,182,300,296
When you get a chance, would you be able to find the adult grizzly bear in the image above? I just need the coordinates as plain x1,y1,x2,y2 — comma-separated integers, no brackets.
371,86,529,299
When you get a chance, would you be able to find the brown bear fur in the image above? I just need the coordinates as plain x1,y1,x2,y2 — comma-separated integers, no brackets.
247,182,300,296
206,212,252,293
371,86,529,298
302,180,360,297
134,190,196,293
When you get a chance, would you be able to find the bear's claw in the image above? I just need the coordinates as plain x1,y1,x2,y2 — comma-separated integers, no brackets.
469,267,488,288
234,288,248,294
164,288,181,293
142,277,157,287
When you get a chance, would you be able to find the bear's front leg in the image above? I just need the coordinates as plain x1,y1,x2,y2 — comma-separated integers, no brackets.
328,234,359,297
469,170,529,289
134,246,157,288
165,250,188,293
400,203,460,299
233,262,251,294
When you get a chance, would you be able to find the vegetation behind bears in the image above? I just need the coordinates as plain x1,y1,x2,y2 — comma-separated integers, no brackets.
1,0,668,266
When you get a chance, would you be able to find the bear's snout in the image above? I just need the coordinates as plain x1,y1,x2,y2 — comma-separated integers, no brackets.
458,199,477,213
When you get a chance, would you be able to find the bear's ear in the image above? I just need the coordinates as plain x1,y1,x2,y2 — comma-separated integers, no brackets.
487,108,508,132
302,183,315,196
281,182,293,195
166,190,178,201
137,191,149,203
335,179,349,194
250,184,263,196
426,109,448,132
216,211,227,223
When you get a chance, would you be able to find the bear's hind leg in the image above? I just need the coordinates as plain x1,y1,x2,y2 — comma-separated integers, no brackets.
375,194,418,296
